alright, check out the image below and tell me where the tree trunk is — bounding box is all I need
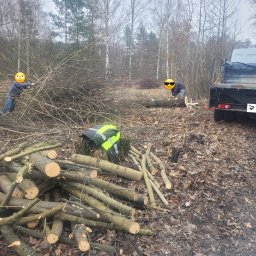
[29,153,60,177]
[70,154,142,181]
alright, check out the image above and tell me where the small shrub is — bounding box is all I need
[138,78,160,89]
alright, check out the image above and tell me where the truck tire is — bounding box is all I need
[214,109,224,122]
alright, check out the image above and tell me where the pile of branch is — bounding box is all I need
[0,141,170,255]
[128,144,171,208]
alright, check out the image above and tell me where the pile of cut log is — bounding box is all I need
[0,141,171,255]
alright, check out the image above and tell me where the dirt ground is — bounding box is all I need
[0,85,255,256]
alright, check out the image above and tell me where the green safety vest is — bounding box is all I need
[81,125,120,162]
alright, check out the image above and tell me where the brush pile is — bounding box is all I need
[0,141,171,255]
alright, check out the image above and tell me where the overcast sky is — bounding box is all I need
[238,1,256,42]
[41,0,256,43]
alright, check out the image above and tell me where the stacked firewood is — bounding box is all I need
[0,141,170,256]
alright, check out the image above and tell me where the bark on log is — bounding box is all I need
[146,155,158,175]
[130,97,185,108]
[46,190,63,244]
[63,186,140,234]
[130,146,142,156]
[0,198,40,226]
[26,214,40,229]
[40,150,57,159]
[0,225,41,256]
[0,142,28,161]
[150,152,172,190]
[4,143,63,162]
[13,225,117,253]
[15,204,65,225]
[149,180,169,206]
[67,182,135,216]
[58,212,152,236]
[60,172,141,203]
[7,174,39,199]
[61,169,97,181]
[29,153,60,177]
[0,180,18,208]
[72,223,90,252]
[0,193,64,211]
[141,154,156,208]
[0,175,24,198]
[56,159,100,171]
[71,154,142,181]
[46,219,63,244]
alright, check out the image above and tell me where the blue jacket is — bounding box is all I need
[172,81,185,96]
[8,81,30,97]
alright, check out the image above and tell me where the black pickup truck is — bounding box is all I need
[209,48,256,122]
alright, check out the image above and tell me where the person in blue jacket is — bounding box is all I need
[164,78,185,100]
[2,72,34,114]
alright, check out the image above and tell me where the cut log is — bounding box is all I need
[63,186,140,234]
[55,159,100,171]
[149,180,169,206]
[130,146,142,155]
[61,169,97,181]
[0,142,28,161]
[47,219,63,244]
[0,175,24,198]
[150,152,172,190]
[72,223,90,252]
[129,97,185,108]
[46,189,63,244]
[0,225,40,256]
[58,212,152,236]
[141,154,156,208]
[0,198,40,226]
[7,174,39,199]
[70,154,142,181]
[146,155,158,175]
[40,150,58,159]
[60,172,139,202]
[29,153,60,177]
[15,204,65,225]
[26,214,39,229]
[14,225,117,253]
[4,143,63,162]
[67,182,136,216]
[0,193,64,211]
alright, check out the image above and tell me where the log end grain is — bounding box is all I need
[46,150,58,160]
[89,170,97,178]
[47,233,59,244]
[4,157,12,162]
[129,222,140,234]
[26,220,39,229]
[78,241,90,252]
[24,187,39,200]
[165,184,172,190]
[45,162,61,177]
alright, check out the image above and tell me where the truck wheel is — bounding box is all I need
[214,109,224,122]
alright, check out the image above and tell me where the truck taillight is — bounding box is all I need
[218,104,231,109]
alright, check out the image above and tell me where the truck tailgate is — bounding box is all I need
[209,84,256,112]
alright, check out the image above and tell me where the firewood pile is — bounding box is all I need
[0,141,171,256]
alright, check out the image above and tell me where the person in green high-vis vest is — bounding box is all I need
[81,125,121,163]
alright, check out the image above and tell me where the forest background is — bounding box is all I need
[1,0,256,99]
